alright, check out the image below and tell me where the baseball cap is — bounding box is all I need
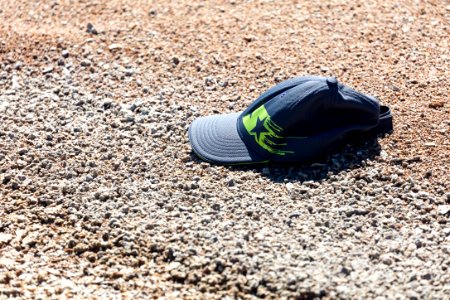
[188,76,392,165]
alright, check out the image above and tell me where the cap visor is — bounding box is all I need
[188,112,266,165]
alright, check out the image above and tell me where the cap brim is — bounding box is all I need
[188,112,267,165]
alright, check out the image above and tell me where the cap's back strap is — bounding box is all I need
[372,105,393,134]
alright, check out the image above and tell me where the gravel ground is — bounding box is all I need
[0,0,449,299]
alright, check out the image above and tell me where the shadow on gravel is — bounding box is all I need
[190,134,384,183]
[241,135,383,183]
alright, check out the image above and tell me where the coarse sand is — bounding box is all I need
[0,0,449,299]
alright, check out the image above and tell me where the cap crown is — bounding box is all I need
[237,76,381,161]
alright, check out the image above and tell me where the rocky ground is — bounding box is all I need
[0,0,449,299]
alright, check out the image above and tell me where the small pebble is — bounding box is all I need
[80,59,92,67]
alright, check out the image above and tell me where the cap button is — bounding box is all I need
[326,77,338,86]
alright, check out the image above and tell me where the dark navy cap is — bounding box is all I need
[189,76,392,165]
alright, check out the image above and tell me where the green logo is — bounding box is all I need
[242,105,294,155]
